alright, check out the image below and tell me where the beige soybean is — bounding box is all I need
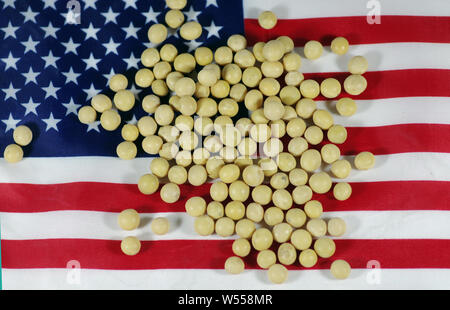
[289,168,308,186]
[331,159,352,179]
[321,144,341,164]
[258,11,277,29]
[263,138,283,158]
[209,182,228,203]
[135,68,154,87]
[150,157,170,178]
[252,228,273,251]
[151,79,169,96]
[270,172,289,190]
[250,108,269,124]
[194,215,215,236]
[282,106,298,121]
[258,158,278,177]
[264,207,284,226]
[276,152,297,172]
[299,249,318,268]
[234,49,255,68]
[263,99,285,121]
[306,218,327,237]
[282,52,302,71]
[286,118,306,138]
[280,86,301,106]
[121,124,139,142]
[159,142,178,160]
[116,141,137,160]
[229,180,250,202]
[137,174,159,195]
[313,109,334,130]
[160,182,180,203]
[176,150,193,167]
[215,217,235,237]
[109,74,128,92]
[165,9,184,28]
[235,219,256,239]
[142,94,160,113]
[232,238,251,257]
[291,229,312,250]
[343,74,367,96]
[227,34,247,51]
[194,117,213,136]
[11,126,32,147]
[328,125,347,144]
[197,98,218,117]
[91,94,112,113]
[188,165,207,186]
[193,148,210,165]
[114,90,135,112]
[160,43,179,62]
[214,46,233,65]
[166,0,187,10]
[272,223,293,243]
[230,83,247,102]
[278,242,297,265]
[238,138,257,157]
[218,98,239,117]
[304,126,323,145]
[314,237,336,258]
[242,67,262,88]
[331,37,349,55]
[246,202,264,223]
[286,208,307,228]
[153,61,171,80]
[154,105,174,126]
[292,185,313,205]
[277,36,294,53]
[194,47,213,66]
[285,71,304,86]
[244,89,263,111]
[252,185,273,205]
[141,48,160,68]
[348,56,368,74]
[225,201,245,220]
[262,40,284,62]
[167,165,188,185]
[158,125,180,142]
[257,250,276,269]
[219,164,240,183]
[121,236,141,256]
[259,78,280,97]
[211,80,230,99]
[242,165,264,187]
[354,151,375,170]
[304,200,323,219]
[252,42,266,62]
[147,23,167,44]
[207,201,224,220]
[151,217,170,235]
[142,135,164,155]
[261,61,283,78]
[309,172,332,194]
[287,137,308,157]
[331,260,351,279]
[137,116,157,136]
[174,53,196,73]
[333,182,352,201]
[118,209,140,230]
[300,79,320,99]
[300,149,321,172]
[268,264,288,284]
[328,217,347,237]
[185,197,207,217]
[304,40,323,60]
[320,78,341,99]
[175,115,194,132]
[272,189,293,210]
[296,98,316,119]
[336,97,357,116]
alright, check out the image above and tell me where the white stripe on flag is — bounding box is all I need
[1,153,450,183]
[243,0,450,18]
[3,268,450,290]
[2,210,450,240]
[297,43,450,73]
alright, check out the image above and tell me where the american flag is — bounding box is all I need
[0,0,449,289]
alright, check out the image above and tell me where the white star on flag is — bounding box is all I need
[87,121,101,132]
[205,20,223,39]
[123,53,140,70]
[83,83,101,100]
[22,67,39,85]
[62,98,81,116]
[102,8,119,24]
[22,7,39,23]
[142,6,159,24]
[62,67,81,84]
[1,52,20,70]
[103,38,121,55]
[185,6,202,21]
[2,21,19,39]
[42,51,59,69]
[123,22,139,39]
[83,53,101,71]
[42,81,60,99]
[2,82,19,100]
[83,23,101,41]
[61,38,80,54]
[22,35,39,54]
[206,0,219,8]
[21,97,40,116]
[41,113,62,131]
[2,113,21,133]
[42,21,58,39]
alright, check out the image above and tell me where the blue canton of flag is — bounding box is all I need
[0,0,244,156]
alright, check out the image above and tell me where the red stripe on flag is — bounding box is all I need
[340,124,450,155]
[302,70,450,100]
[1,181,449,213]
[2,239,450,270]
[244,16,450,45]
